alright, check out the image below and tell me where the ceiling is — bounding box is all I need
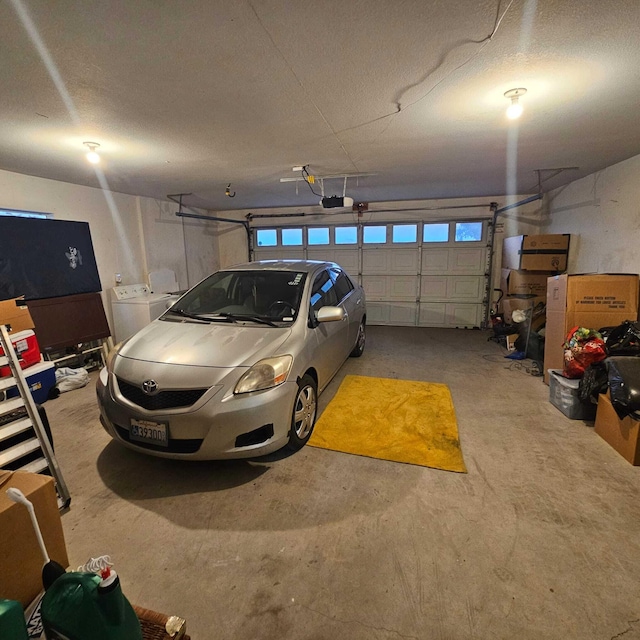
[1,0,639,212]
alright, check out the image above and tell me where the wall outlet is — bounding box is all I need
[115,273,122,284]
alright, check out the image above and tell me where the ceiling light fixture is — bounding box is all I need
[504,88,527,120]
[83,141,101,164]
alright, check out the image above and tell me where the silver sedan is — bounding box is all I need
[96,260,366,459]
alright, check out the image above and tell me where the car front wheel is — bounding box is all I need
[287,374,317,450]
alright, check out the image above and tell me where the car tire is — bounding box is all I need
[349,320,366,357]
[287,374,318,450]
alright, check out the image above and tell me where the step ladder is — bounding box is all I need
[0,324,70,508]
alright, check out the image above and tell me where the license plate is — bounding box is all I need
[130,419,169,447]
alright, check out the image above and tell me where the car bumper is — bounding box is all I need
[96,368,294,460]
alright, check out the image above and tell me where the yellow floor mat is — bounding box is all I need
[309,375,466,472]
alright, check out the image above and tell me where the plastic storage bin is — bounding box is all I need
[6,361,56,404]
[548,369,597,420]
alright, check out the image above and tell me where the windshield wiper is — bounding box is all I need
[169,308,231,323]
[218,313,277,327]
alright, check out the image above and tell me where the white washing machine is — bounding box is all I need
[110,283,180,343]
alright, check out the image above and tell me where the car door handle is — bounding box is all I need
[356,298,362,305]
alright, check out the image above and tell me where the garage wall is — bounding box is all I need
[0,168,218,330]
[542,153,640,274]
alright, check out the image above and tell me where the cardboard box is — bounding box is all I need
[500,269,550,296]
[548,369,596,420]
[594,392,640,465]
[501,296,546,324]
[502,234,570,271]
[0,297,35,334]
[0,471,69,607]
[543,274,639,383]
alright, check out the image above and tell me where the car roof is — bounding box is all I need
[223,260,338,274]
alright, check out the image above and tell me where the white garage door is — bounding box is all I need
[253,219,488,328]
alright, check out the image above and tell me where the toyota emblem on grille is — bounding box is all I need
[141,380,159,395]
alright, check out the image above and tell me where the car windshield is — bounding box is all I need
[166,270,307,324]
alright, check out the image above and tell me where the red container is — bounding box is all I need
[0,329,41,377]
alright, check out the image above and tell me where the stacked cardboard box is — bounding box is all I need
[543,273,639,383]
[499,234,571,325]
[0,471,69,607]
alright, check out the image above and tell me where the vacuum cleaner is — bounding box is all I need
[6,487,142,640]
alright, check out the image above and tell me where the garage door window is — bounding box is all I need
[363,226,387,244]
[392,224,417,243]
[455,222,483,242]
[308,227,330,245]
[423,223,449,243]
[282,228,303,246]
[256,229,277,247]
[335,226,358,244]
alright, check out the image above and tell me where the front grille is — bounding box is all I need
[116,378,207,411]
[114,425,203,454]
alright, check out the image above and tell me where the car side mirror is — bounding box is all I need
[317,306,344,323]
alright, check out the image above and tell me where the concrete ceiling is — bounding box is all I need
[1,0,639,211]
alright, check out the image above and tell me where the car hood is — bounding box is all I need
[117,318,292,368]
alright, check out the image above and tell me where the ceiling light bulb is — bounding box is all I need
[83,141,101,164]
[504,88,527,120]
[506,100,523,119]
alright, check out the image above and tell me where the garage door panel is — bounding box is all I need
[363,276,417,301]
[420,276,448,299]
[447,276,483,300]
[418,303,448,326]
[331,250,359,273]
[254,249,301,261]
[362,249,388,274]
[389,250,418,274]
[449,248,486,274]
[366,302,390,325]
[421,250,450,274]
[419,302,483,327]
[368,302,416,325]
[307,248,336,262]
[448,303,483,327]
[362,276,388,300]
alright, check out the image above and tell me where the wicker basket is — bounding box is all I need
[134,605,190,640]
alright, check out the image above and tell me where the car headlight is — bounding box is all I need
[234,355,293,394]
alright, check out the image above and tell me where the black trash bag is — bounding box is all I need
[579,361,608,404]
[603,321,640,356]
[606,356,640,420]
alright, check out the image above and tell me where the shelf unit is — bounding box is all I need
[0,324,70,508]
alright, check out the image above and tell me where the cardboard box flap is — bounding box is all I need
[0,296,35,333]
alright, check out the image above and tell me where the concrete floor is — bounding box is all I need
[45,326,640,639]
